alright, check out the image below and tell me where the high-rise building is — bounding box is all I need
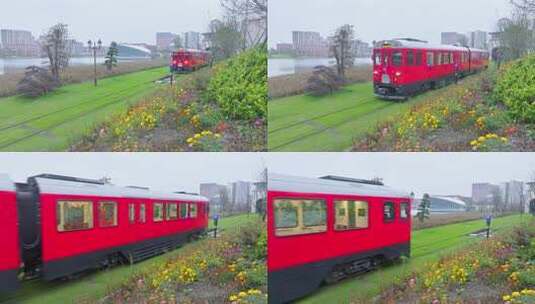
[230,181,251,212]
[292,31,329,57]
[184,31,201,50]
[0,29,40,57]
[469,30,488,50]
[200,183,228,215]
[156,32,176,50]
[500,180,525,210]
[441,32,468,46]
[472,183,500,204]
[351,39,372,58]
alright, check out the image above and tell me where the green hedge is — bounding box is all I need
[494,55,535,123]
[207,47,267,120]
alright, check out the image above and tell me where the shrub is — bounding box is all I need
[305,65,344,96]
[494,55,535,123]
[16,65,60,97]
[207,46,267,120]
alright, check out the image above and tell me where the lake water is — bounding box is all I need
[0,57,147,75]
[269,57,372,78]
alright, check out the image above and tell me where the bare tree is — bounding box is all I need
[330,24,355,79]
[42,23,71,80]
[220,0,267,49]
[496,8,534,60]
[511,0,535,13]
[208,17,243,59]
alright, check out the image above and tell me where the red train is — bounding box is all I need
[170,49,212,73]
[373,38,489,100]
[0,174,209,293]
[267,174,412,304]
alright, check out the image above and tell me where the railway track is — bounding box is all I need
[0,72,173,151]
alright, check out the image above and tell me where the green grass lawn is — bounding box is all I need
[0,67,169,152]
[0,213,260,304]
[298,214,532,304]
[268,82,434,152]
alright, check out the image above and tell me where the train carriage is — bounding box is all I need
[373,38,489,100]
[268,174,412,304]
[170,49,211,73]
[0,174,209,291]
[0,174,20,292]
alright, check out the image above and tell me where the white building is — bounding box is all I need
[469,30,488,50]
[184,31,201,50]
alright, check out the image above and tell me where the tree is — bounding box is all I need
[42,23,71,80]
[416,193,431,223]
[220,0,267,48]
[104,42,119,72]
[305,65,344,96]
[330,24,355,79]
[511,0,535,13]
[496,11,534,60]
[210,17,243,59]
[491,187,504,213]
[16,66,60,97]
[173,36,183,49]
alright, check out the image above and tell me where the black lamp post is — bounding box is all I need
[87,39,102,87]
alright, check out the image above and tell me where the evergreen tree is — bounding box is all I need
[104,42,119,72]
[416,193,431,223]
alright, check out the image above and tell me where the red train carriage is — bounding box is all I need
[0,174,20,292]
[170,49,211,73]
[267,174,412,304]
[0,174,209,292]
[373,38,489,100]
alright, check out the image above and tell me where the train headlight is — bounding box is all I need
[395,72,402,77]
[373,70,379,75]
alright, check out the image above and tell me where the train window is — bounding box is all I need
[190,203,198,218]
[98,202,118,228]
[180,203,189,219]
[384,202,395,221]
[374,52,380,65]
[129,203,135,224]
[274,199,327,237]
[166,203,178,220]
[140,204,146,223]
[392,51,402,66]
[426,52,434,66]
[57,201,94,232]
[153,203,164,222]
[407,51,414,66]
[416,51,422,66]
[334,200,369,231]
[434,52,439,66]
[400,203,410,219]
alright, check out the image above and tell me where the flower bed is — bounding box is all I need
[101,220,267,304]
[71,63,266,152]
[374,220,535,304]
[354,68,534,152]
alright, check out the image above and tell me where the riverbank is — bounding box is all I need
[0,58,167,97]
[268,65,372,99]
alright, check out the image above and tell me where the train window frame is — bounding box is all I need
[128,203,135,224]
[179,203,189,219]
[392,51,402,66]
[190,203,198,218]
[166,203,178,221]
[273,198,328,237]
[334,200,369,231]
[383,202,395,222]
[373,52,381,66]
[153,202,164,222]
[400,202,410,219]
[56,200,94,232]
[98,201,118,228]
[139,203,146,223]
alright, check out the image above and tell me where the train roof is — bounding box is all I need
[30,174,208,202]
[269,173,410,199]
[0,173,15,192]
[374,38,488,53]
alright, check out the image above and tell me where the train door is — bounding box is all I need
[0,175,20,292]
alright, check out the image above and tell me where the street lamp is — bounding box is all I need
[88,39,102,87]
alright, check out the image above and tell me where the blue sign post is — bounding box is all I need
[485,215,492,239]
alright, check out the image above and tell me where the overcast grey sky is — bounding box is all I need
[269,0,512,47]
[265,153,535,197]
[0,0,222,44]
[0,153,265,193]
